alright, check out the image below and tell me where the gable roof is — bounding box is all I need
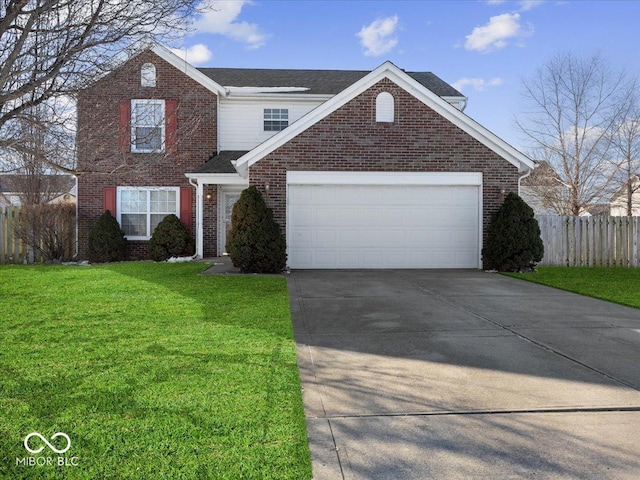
[149,43,226,95]
[198,68,463,97]
[233,61,534,176]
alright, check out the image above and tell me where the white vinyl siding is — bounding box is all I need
[218,98,324,150]
[117,187,179,240]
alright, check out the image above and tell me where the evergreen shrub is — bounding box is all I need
[87,210,128,263]
[148,214,194,261]
[482,192,544,271]
[226,186,287,273]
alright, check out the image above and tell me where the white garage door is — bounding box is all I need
[287,172,482,269]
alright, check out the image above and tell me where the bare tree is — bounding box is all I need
[610,94,640,216]
[2,100,74,201]
[517,52,634,215]
[0,0,205,173]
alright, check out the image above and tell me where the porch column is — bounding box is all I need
[191,179,204,259]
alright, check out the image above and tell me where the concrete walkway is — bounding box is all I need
[287,270,640,479]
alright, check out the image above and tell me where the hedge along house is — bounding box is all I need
[77,43,534,268]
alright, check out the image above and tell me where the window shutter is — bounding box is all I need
[180,187,192,231]
[166,100,178,153]
[103,187,116,215]
[118,100,130,151]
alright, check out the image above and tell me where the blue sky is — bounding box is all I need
[168,0,640,151]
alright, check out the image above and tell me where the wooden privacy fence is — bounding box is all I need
[536,215,640,267]
[1,205,76,264]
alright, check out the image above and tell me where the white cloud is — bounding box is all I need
[357,15,399,57]
[194,1,266,49]
[452,77,503,92]
[519,0,544,10]
[170,44,213,65]
[486,0,507,4]
[464,13,532,53]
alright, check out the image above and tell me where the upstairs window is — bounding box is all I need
[264,108,289,131]
[141,63,156,87]
[376,92,394,123]
[131,99,165,153]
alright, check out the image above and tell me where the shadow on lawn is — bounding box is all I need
[102,261,294,337]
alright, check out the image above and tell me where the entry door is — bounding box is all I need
[219,188,243,255]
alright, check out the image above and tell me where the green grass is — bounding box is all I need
[0,262,311,479]
[506,266,640,309]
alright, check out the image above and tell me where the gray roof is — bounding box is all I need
[197,68,463,97]
[194,151,249,174]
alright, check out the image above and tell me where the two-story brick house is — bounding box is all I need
[77,43,533,268]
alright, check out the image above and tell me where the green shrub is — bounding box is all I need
[482,192,544,271]
[226,186,287,273]
[87,210,128,263]
[148,214,194,261]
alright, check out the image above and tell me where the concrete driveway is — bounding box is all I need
[287,270,640,479]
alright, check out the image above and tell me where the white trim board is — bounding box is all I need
[286,171,482,186]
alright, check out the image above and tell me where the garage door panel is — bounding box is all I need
[360,229,384,247]
[315,229,337,245]
[287,182,480,269]
[337,208,359,225]
[359,187,384,203]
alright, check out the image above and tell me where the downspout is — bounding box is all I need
[73,174,78,260]
[518,169,532,196]
[189,177,204,259]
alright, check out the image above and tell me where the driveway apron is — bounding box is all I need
[287,270,640,479]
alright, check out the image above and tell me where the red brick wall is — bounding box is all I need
[76,50,217,260]
[203,185,218,257]
[249,78,520,254]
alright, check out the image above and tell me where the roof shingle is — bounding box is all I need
[197,68,463,97]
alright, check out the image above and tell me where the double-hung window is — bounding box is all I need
[118,187,179,239]
[263,108,289,131]
[131,100,165,153]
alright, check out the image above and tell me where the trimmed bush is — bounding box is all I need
[148,214,194,261]
[87,210,128,263]
[226,186,287,273]
[483,192,544,271]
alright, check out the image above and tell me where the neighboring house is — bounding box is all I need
[610,175,640,216]
[0,174,76,207]
[76,43,533,269]
[519,160,570,215]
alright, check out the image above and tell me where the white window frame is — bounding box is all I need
[376,92,395,123]
[263,108,289,131]
[116,186,179,240]
[131,99,165,153]
[141,63,157,87]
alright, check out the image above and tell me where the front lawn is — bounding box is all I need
[507,266,640,309]
[0,262,311,479]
